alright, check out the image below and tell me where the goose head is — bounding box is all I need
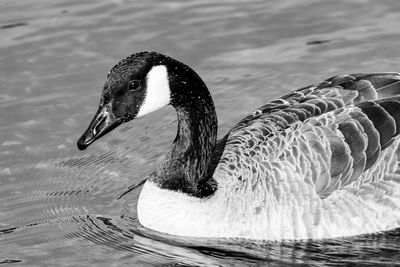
[77,51,213,151]
[77,52,173,150]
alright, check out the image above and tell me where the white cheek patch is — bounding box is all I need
[137,65,171,117]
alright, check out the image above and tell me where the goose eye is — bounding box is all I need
[129,80,140,91]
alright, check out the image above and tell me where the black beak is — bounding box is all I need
[77,104,122,150]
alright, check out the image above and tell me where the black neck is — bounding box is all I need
[150,62,218,197]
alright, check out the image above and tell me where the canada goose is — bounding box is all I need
[78,51,400,240]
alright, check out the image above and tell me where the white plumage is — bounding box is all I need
[137,65,170,117]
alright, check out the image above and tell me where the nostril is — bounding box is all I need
[93,115,107,135]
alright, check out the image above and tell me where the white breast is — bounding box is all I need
[137,137,400,240]
[137,178,400,240]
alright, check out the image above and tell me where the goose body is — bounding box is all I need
[78,52,400,240]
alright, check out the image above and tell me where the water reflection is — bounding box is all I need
[3,208,400,265]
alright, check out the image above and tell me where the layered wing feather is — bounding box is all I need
[217,73,400,198]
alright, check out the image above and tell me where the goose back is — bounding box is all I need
[214,73,400,199]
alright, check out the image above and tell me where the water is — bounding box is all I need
[1,0,400,265]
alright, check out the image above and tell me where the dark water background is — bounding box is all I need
[2,0,400,265]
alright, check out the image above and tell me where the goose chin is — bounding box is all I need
[77,104,123,150]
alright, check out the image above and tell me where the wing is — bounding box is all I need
[292,99,400,197]
[215,73,400,198]
[233,72,400,131]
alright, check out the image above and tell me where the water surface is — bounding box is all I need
[2,0,400,265]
